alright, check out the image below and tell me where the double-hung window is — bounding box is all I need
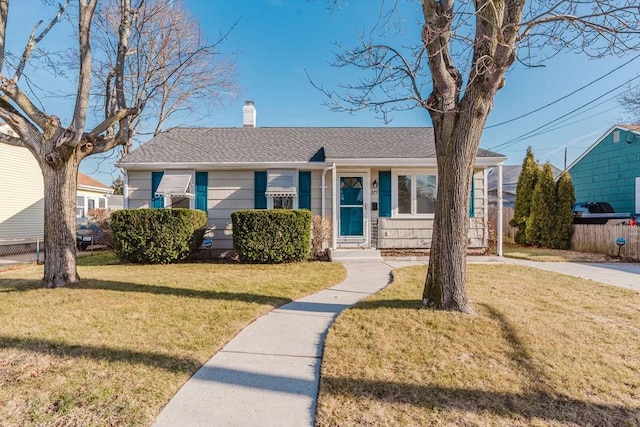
[393,171,437,217]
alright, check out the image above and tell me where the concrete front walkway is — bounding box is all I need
[152,262,393,427]
[152,256,639,426]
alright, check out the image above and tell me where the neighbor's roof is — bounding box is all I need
[487,163,562,194]
[567,124,640,171]
[78,173,111,191]
[119,127,505,167]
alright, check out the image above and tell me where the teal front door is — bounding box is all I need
[339,176,364,236]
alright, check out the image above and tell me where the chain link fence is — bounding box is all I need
[0,238,45,265]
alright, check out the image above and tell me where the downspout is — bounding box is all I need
[321,163,336,219]
[497,164,503,257]
[122,168,128,210]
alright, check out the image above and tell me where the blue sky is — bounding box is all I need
[5,1,640,185]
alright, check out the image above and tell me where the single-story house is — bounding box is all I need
[487,163,562,209]
[119,103,507,253]
[567,124,640,215]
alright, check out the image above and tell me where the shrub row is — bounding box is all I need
[232,209,311,263]
[110,209,207,264]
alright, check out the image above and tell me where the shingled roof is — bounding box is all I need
[120,127,503,165]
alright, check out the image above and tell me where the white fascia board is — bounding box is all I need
[78,184,114,195]
[117,161,327,171]
[326,157,507,168]
[326,158,438,167]
[473,157,507,167]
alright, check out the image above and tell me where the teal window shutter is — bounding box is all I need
[254,171,267,209]
[195,172,208,212]
[298,171,311,210]
[151,171,164,208]
[469,175,475,218]
[379,171,391,217]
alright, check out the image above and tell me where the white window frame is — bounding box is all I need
[392,169,437,218]
[76,195,85,218]
[266,169,298,210]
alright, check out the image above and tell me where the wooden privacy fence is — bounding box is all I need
[489,206,516,243]
[571,224,640,260]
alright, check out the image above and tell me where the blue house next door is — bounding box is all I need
[340,176,364,237]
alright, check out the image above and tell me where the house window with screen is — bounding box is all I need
[394,171,437,216]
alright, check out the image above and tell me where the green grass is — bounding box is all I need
[316,264,640,426]
[0,253,346,426]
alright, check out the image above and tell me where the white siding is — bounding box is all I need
[127,170,153,209]
[310,170,332,218]
[0,145,44,240]
[206,171,254,249]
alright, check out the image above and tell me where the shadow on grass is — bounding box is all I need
[0,334,200,373]
[321,377,640,425]
[0,278,293,307]
[478,302,553,393]
[354,299,423,310]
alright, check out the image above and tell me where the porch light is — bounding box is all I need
[372,179,378,189]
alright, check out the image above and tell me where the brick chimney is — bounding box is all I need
[242,101,256,127]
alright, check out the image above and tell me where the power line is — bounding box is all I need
[485,53,640,129]
[489,74,640,151]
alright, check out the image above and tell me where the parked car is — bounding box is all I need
[572,202,631,225]
[76,218,105,250]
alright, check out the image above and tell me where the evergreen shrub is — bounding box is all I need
[232,209,312,263]
[111,208,207,264]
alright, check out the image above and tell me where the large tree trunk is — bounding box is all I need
[423,106,486,313]
[42,157,80,288]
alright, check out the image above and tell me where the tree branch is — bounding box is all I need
[13,0,70,82]
[0,73,52,130]
[70,0,97,147]
[87,106,139,139]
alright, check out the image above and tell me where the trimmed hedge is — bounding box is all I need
[111,208,207,264]
[232,209,312,263]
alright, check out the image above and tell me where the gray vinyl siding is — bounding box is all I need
[205,171,254,249]
[127,170,154,209]
[0,145,44,240]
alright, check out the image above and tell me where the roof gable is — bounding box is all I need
[567,124,640,172]
[78,173,111,191]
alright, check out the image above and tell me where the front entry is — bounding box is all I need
[339,176,365,239]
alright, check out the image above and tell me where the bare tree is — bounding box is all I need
[0,0,140,288]
[620,84,640,123]
[92,0,238,155]
[318,1,640,312]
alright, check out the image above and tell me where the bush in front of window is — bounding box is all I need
[111,208,207,264]
[232,210,312,263]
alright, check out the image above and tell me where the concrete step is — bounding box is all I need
[329,248,383,263]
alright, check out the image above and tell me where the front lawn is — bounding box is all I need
[316,264,640,426]
[0,253,345,426]
[502,242,619,262]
